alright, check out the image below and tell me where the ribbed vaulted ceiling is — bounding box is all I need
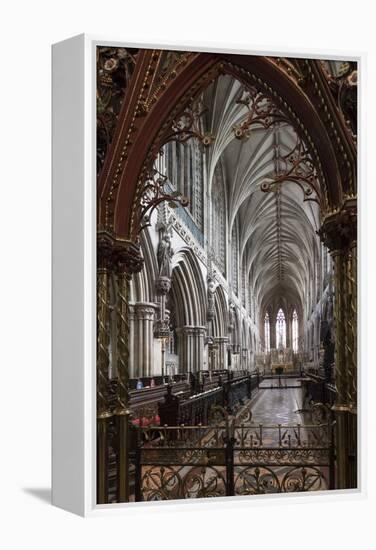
[203,75,321,318]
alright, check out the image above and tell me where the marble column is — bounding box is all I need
[214,336,229,370]
[176,326,206,373]
[133,302,156,378]
[193,327,206,372]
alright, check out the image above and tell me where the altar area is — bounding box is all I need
[270,347,294,374]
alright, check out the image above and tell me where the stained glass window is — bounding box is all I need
[276,308,286,348]
[292,309,299,353]
[193,142,203,231]
[264,312,270,353]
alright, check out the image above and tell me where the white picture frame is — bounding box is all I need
[52,34,365,517]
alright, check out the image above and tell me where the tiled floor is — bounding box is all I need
[250,379,306,425]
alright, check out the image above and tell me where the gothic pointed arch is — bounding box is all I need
[212,284,227,338]
[170,247,207,327]
[211,161,227,276]
[129,228,158,303]
[95,47,358,499]
[98,51,355,239]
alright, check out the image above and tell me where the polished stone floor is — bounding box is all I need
[250,378,306,425]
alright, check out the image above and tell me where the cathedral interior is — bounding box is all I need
[96,47,357,504]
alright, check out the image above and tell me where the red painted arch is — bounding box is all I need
[99,52,343,238]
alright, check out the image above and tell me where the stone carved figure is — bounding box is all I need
[228,301,236,332]
[157,227,174,279]
[207,276,216,321]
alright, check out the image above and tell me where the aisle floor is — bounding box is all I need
[250,379,306,425]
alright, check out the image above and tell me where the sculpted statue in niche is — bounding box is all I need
[157,224,174,279]
[228,301,236,332]
[207,276,217,321]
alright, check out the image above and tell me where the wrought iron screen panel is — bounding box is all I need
[134,422,334,501]
[137,448,228,500]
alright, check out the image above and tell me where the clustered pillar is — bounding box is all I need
[132,303,155,377]
[215,336,229,370]
[318,199,357,489]
[176,326,205,373]
[96,231,144,504]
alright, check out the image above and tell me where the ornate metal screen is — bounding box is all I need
[134,418,334,501]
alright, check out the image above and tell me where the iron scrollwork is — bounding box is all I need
[260,134,323,209]
[140,465,227,501]
[232,86,289,139]
[134,419,333,500]
[164,100,215,146]
[234,465,326,495]
[136,168,189,234]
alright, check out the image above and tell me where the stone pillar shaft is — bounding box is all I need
[134,303,155,377]
[215,336,229,370]
[177,326,205,373]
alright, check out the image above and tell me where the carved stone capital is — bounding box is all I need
[176,326,195,337]
[317,198,357,253]
[97,230,144,274]
[215,336,230,344]
[193,326,206,336]
[134,302,155,321]
[97,230,115,270]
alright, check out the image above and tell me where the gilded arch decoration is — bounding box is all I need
[98,51,356,241]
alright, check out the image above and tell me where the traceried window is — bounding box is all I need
[211,163,226,276]
[192,141,203,231]
[276,308,286,348]
[165,141,181,189]
[184,143,191,203]
[164,140,204,234]
[156,147,167,176]
[166,142,173,183]
[292,309,299,353]
[264,312,270,353]
[176,142,182,189]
